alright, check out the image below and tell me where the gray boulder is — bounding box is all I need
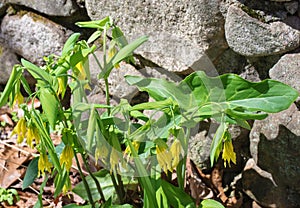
[0,38,19,84]
[0,12,71,65]
[6,0,78,16]
[269,53,300,92]
[225,5,300,57]
[85,0,228,73]
[249,104,300,207]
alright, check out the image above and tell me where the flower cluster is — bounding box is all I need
[10,117,40,148]
[156,139,183,174]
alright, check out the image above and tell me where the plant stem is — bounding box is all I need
[110,172,125,203]
[82,152,106,202]
[105,78,111,115]
[74,151,95,207]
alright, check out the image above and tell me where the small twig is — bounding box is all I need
[0,140,39,157]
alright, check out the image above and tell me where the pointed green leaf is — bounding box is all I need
[100,36,148,79]
[62,33,81,56]
[22,157,38,190]
[210,121,226,166]
[0,65,22,107]
[161,180,195,208]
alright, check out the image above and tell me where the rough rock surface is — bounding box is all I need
[0,12,71,65]
[89,51,142,100]
[6,0,78,16]
[249,104,300,207]
[85,0,228,73]
[269,53,300,92]
[0,38,19,84]
[225,5,300,57]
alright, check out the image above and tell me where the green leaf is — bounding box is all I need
[125,75,191,108]
[0,65,22,108]
[199,199,225,208]
[100,35,148,79]
[21,59,52,86]
[87,31,102,44]
[39,88,59,129]
[62,33,81,56]
[76,16,113,29]
[161,180,195,208]
[73,170,137,202]
[210,121,226,166]
[184,71,299,113]
[22,157,39,189]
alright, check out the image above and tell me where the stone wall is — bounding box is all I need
[0,0,300,207]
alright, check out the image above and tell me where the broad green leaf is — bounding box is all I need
[62,33,81,56]
[183,71,299,113]
[199,199,225,208]
[22,157,38,189]
[161,180,195,208]
[39,88,59,129]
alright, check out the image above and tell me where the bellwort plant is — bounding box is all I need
[0,16,298,208]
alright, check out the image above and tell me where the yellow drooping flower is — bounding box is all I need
[222,138,236,167]
[156,145,172,174]
[10,117,27,144]
[60,145,74,171]
[110,148,119,173]
[124,140,140,158]
[57,77,66,97]
[38,153,53,176]
[13,91,24,106]
[95,144,109,165]
[26,126,40,148]
[170,139,183,169]
[75,61,91,90]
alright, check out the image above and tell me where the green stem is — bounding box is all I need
[74,151,95,207]
[110,172,125,203]
[116,173,126,203]
[105,78,111,115]
[81,152,106,203]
